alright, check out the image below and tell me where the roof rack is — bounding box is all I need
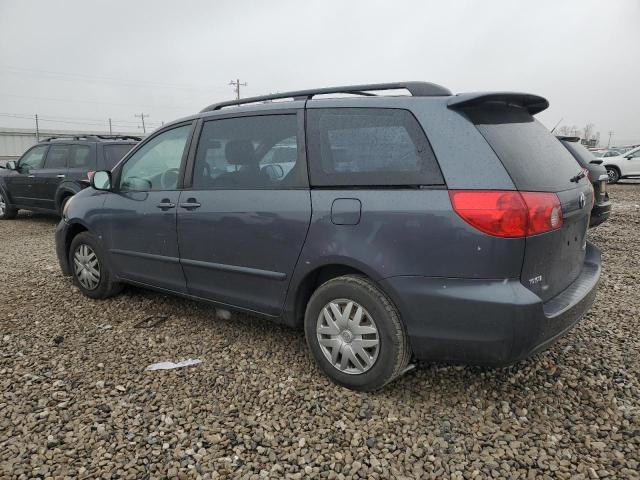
[201,81,452,112]
[40,134,142,142]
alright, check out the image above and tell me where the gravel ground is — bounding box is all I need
[1,183,639,480]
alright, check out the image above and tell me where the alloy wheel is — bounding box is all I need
[0,192,5,216]
[73,244,101,290]
[316,299,380,375]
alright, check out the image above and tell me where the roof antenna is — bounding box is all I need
[550,117,563,133]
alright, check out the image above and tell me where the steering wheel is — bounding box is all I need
[160,168,180,189]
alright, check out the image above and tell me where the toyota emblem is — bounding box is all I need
[578,192,586,209]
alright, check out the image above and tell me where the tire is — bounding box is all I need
[69,231,122,299]
[0,189,18,220]
[606,166,620,184]
[58,195,72,216]
[304,275,411,391]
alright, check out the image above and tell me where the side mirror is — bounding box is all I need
[91,170,112,191]
[5,161,16,170]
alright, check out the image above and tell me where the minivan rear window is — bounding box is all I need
[307,108,443,187]
[468,105,581,192]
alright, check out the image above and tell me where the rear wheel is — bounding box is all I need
[69,232,122,299]
[606,166,620,184]
[304,275,410,391]
[0,190,17,220]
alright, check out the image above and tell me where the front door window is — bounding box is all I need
[120,125,191,191]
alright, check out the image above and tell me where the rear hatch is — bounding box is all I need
[464,103,593,302]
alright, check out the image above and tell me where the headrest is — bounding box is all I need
[225,139,256,166]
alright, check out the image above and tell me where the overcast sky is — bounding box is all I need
[1,0,638,145]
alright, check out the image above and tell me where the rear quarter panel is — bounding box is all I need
[291,189,525,281]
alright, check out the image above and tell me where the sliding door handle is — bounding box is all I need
[179,199,201,210]
[156,201,176,210]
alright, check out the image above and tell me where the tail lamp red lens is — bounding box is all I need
[449,190,563,238]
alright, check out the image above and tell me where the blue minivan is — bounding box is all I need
[55,82,601,391]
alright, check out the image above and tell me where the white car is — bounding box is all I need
[602,146,640,183]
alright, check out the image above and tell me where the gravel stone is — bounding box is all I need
[0,183,639,479]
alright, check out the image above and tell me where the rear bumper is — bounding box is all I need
[55,220,72,276]
[380,242,601,366]
[590,199,611,227]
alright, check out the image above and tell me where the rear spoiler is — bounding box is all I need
[447,92,549,115]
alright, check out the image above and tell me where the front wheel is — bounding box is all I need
[69,232,122,299]
[304,275,411,391]
[606,166,620,184]
[0,190,17,220]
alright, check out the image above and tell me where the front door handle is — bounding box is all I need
[179,199,201,210]
[57,174,66,179]
[157,201,176,210]
[28,175,35,178]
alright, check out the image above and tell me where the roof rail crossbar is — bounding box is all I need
[201,81,452,112]
[40,134,141,142]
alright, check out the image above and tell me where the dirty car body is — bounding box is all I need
[56,82,601,390]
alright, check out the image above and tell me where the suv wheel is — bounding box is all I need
[606,166,620,184]
[304,275,411,391]
[69,232,122,299]
[59,195,72,216]
[0,190,17,220]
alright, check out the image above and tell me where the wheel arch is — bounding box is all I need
[55,184,82,212]
[287,263,377,328]
[63,221,90,259]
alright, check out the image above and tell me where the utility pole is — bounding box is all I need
[109,118,113,135]
[34,114,40,142]
[135,113,149,133]
[607,131,614,148]
[229,78,247,100]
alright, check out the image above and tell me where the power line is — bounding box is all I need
[0,112,162,130]
[0,65,227,92]
[0,92,190,110]
[229,78,247,100]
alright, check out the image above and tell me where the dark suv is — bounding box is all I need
[0,135,139,219]
[55,82,601,391]
[556,136,611,227]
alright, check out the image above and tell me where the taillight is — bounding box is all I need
[449,190,563,238]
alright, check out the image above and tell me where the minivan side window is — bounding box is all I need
[119,125,191,192]
[45,145,71,169]
[192,114,302,189]
[306,108,443,187]
[19,145,48,170]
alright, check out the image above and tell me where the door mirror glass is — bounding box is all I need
[91,170,112,191]
[5,160,16,170]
